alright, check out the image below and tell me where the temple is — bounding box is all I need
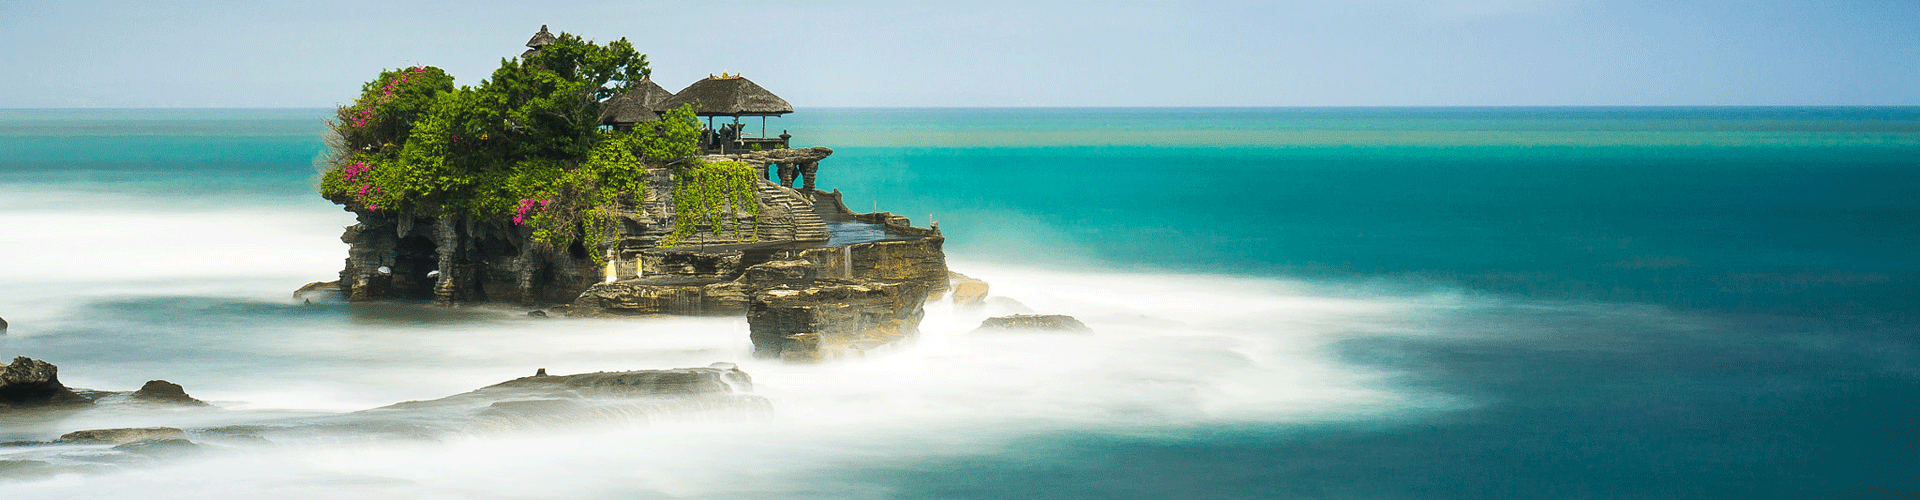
[323,27,950,362]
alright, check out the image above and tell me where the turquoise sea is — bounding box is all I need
[1,107,1917,498]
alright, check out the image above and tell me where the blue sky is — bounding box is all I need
[3,0,1916,107]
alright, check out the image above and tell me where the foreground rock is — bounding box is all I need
[974,314,1093,333]
[295,363,769,437]
[0,364,768,480]
[0,356,89,409]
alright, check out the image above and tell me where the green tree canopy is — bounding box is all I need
[319,31,706,259]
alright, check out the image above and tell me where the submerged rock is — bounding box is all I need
[974,314,1092,333]
[130,380,209,406]
[349,362,767,435]
[111,438,200,456]
[58,427,186,444]
[0,356,89,409]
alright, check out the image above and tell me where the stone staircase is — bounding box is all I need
[755,180,829,243]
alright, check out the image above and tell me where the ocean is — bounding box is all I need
[1,107,1916,498]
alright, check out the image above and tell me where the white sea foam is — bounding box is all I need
[0,194,1475,498]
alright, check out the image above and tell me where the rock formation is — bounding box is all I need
[974,314,1093,333]
[569,209,949,360]
[130,380,209,406]
[0,356,88,409]
[330,154,843,306]
[322,146,952,362]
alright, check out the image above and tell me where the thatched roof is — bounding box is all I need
[598,79,674,125]
[599,93,660,125]
[526,25,555,48]
[658,75,793,117]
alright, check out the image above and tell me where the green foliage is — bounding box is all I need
[318,31,720,261]
[662,160,761,247]
[515,129,656,263]
[633,105,703,163]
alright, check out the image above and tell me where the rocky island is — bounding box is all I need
[309,26,949,361]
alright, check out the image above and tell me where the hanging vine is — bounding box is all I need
[663,160,760,247]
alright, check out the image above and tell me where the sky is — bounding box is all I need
[2,0,1917,107]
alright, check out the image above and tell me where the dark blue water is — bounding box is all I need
[2,107,1916,498]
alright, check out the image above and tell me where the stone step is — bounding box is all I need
[754,181,828,242]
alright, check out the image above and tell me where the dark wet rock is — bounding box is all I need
[131,380,209,406]
[112,438,200,456]
[949,272,989,306]
[527,310,548,318]
[535,368,548,376]
[59,427,186,444]
[1,356,89,409]
[0,315,8,332]
[974,314,1093,333]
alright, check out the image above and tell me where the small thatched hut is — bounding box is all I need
[598,78,675,129]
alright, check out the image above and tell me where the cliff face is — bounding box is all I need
[335,165,833,305]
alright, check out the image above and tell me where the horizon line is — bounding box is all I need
[6,104,1920,111]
